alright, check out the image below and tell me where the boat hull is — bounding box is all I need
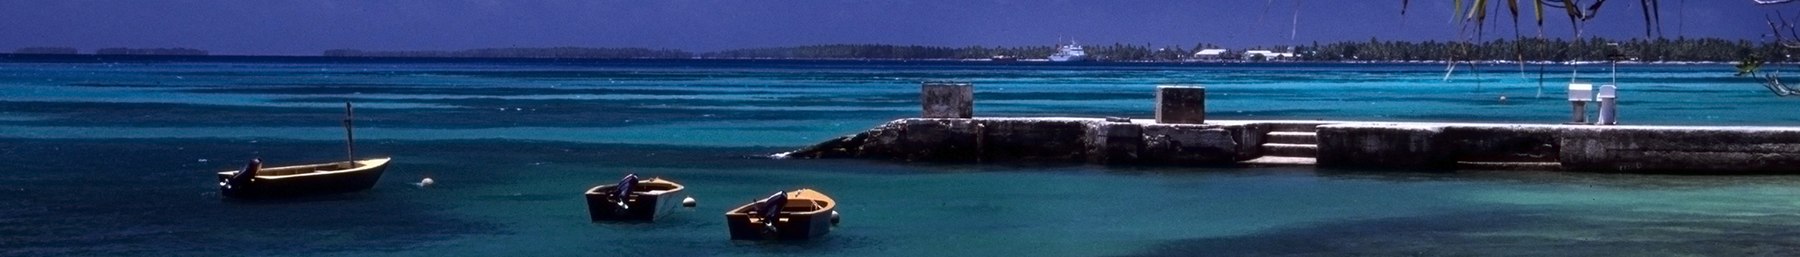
[216,158,390,199]
[725,210,832,240]
[724,189,836,240]
[585,179,688,222]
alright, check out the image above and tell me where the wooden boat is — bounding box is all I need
[585,174,689,222]
[215,102,390,199]
[725,189,837,240]
[216,157,391,199]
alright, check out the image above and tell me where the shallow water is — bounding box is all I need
[3,57,1800,256]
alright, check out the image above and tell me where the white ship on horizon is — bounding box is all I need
[1048,41,1087,62]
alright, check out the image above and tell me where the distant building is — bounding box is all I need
[1242,50,1296,61]
[1191,49,1229,60]
[13,47,78,55]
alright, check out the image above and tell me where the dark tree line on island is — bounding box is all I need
[13,47,78,55]
[318,38,1790,62]
[321,47,690,59]
[318,44,1210,61]
[1295,37,1788,62]
[94,47,209,56]
[699,43,1211,61]
[11,37,1790,62]
[9,47,209,56]
[699,38,1787,62]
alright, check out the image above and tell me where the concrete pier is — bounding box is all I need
[782,118,1236,165]
[782,118,1800,174]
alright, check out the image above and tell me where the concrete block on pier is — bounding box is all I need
[921,82,974,118]
[1155,85,1206,124]
[1316,124,1455,170]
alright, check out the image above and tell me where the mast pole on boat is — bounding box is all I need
[344,102,355,167]
[1609,43,1620,86]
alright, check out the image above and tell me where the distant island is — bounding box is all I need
[95,47,208,56]
[12,47,77,55]
[696,38,1782,63]
[700,44,1059,60]
[322,47,689,59]
[8,47,208,56]
[7,37,1787,63]
[320,37,1786,63]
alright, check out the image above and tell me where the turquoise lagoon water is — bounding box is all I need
[4,56,1800,256]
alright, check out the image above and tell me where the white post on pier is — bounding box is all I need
[1568,81,1593,124]
[1596,85,1618,125]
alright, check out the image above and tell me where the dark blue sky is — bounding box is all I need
[0,1,1782,55]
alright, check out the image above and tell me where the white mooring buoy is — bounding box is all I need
[682,196,697,207]
[417,177,435,187]
[830,210,840,226]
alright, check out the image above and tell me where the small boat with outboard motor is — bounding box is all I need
[724,189,838,240]
[585,173,690,222]
[217,103,391,199]
[216,157,391,199]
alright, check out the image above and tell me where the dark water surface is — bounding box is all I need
[4,58,1800,256]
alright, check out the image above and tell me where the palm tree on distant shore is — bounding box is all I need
[1405,0,1800,97]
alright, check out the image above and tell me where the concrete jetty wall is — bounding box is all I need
[781,118,1238,165]
[1558,126,1800,173]
[783,118,1800,174]
[1315,122,1800,173]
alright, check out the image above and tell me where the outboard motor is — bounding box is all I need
[757,191,789,235]
[221,159,262,193]
[612,174,640,212]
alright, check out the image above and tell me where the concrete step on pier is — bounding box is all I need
[1241,156,1318,166]
[1260,143,1318,158]
[1265,131,1318,144]
[1267,123,1322,132]
[1257,123,1322,160]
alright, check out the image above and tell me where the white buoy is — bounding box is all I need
[417,177,435,187]
[830,210,840,226]
[682,196,697,207]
